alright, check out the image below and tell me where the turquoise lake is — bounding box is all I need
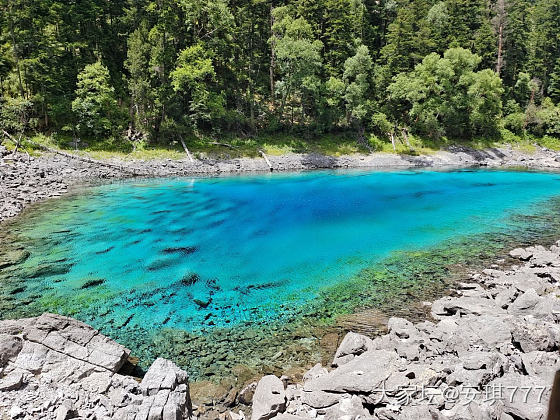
[3,168,560,377]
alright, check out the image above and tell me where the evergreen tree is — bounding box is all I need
[72,62,122,137]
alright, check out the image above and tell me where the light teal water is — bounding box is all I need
[2,168,560,376]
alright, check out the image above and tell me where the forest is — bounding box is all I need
[1,0,560,154]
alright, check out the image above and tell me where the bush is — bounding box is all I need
[502,112,526,135]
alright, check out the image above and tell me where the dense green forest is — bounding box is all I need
[1,0,560,154]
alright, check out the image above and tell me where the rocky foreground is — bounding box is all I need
[1,244,559,419]
[245,243,560,420]
[0,313,191,419]
[3,142,560,223]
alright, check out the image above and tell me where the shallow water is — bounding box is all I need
[3,168,560,377]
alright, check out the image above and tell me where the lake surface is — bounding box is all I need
[3,168,560,377]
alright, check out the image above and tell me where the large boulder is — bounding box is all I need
[511,317,559,352]
[23,312,130,372]
[0,333,23,366]
[0,313,192,420]
[304,350,400,397]
[251,375,286,420]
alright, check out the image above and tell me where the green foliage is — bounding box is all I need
[0,0,560,148]
[343,45,373,124]
[548,58,560,103]
[171,44,225,131]
[71,62,123,137]
[271,7,323,127]
[0,96,34,136]
[388,48,502,138]
[371,112,393,135]
[502,112,526,135]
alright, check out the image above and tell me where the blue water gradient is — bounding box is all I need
[4,168,560,336]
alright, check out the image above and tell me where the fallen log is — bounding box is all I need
[259,149,273,171]
[178,136,195,163]
[2,132,148,176]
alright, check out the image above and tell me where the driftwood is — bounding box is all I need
[389,132,397,152]
[259,149,273,171]
[178,136,195,163]
[2,130,24,158]
[31,142,144,176]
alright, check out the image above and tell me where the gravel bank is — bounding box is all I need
[2,143,560,223]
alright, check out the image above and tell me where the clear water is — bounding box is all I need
[3,168,560,374]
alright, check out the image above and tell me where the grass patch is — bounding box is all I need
[6,130,559,161]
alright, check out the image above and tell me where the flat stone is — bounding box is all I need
[0,371,24,391]
[304,350,400,395]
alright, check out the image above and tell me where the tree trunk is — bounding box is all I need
[496,22,504,75]
[269,4,275,107]
[402,128,412,150]
[494,0,506,76]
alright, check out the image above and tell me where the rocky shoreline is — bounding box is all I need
[243,242,560,420]
[1,242,559,419]
[2,142,560,223]
[0,313,191,419]
[2,144,560,419]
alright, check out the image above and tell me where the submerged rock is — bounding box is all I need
[182,273,201,286]
[162,246,198,256]
[79,277,106,289]
[0,250,30,269]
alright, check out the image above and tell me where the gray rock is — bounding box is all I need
[0,371,24,391]
[431,296,502,318]
[509,248,533,261]
[487,373,550,420]
[324,395,373,420]
[238,381,258,405]
[23,313,130,372]
[305,350,400,395]
[494,288,518,309]
[0,334,23,366]
[332,332,374,367]
[302,364,328,382]
[521,351,560,383]
[387,317,418,339]
[141,357,189,396]
[512,318,558,352]
[252,375,286,420]
[508,288,542,316]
